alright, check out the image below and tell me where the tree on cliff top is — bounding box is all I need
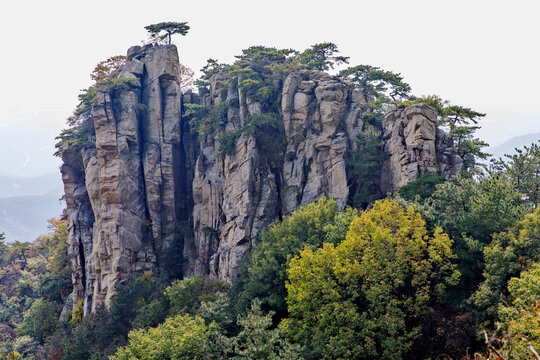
[144,22,190,44]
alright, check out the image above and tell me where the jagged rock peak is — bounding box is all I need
[60,44,462,314]
[61,44,193,314]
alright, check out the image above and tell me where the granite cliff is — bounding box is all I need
[58,44,462,314]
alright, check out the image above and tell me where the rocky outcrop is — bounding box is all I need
[61,44,194,313]
[380,104,462,193]
[280,71,368,213]
[186,70,369,279]
[60,45,462,313]
[186,76,281,279]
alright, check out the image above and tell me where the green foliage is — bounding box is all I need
[90,56,126,83]
[197,43,349,116]
[282,200,459,359]
[62,328,92,360]
[234,197,356,319]
[108,272,167,334]
[495,263,540,359]
[0,295,21,327]
[417,173,526,300]
[423,173,525,246]
[491,140,540,209]
[133,298,169,329]
[0,232,6,255]
[38,219,72,303]
[53,273,168,359]
[0,217,73,358]
[165,276,228,316]
[233,299,303,360]
[54,55,131,156]
[110,314,208,360]
[183,103,210,135]
[54,118,94,156]
[398,172,446,201]
[218,113,285,163]
[473,207,540,321]
[224,46,298,110]
[340,65,412,128]
[185,100,230,137]
[70,300,84,325]
[144,21,190,44]
[199,58,229,82]
[298,42,349,71]
[17,299,61,343]
[346,129,384,208]
[340,65,411,102]
[198,292,234,332]
[218,131,242,155]
[104,76,138,92]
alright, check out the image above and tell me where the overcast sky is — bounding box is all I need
[1,0,539,177]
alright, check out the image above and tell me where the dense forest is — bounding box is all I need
[1,31,539,360]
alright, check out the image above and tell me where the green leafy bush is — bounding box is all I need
[398,172,446,201]
[17,299,61,343]
[234,197,355,319]
[165,276,228,316]
[282,200,459,359]
[110,314,209,360]
[473,207,540,320]
[346,129,384,208]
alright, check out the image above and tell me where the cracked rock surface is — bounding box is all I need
[60,45,461,313]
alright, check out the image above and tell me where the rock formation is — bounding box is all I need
[59,44,461,313]
[186,70,369,279]
[380,104,462,193]
[61,44,193,314]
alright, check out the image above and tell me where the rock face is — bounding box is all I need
[61,44,194,313]
[280,71,368,213]
[59,45,461,313]
[380,104,462,193]
[185,70,369,279]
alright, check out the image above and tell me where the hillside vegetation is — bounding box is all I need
[1,41,539,360]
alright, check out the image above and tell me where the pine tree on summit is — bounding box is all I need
[144,21,190,44]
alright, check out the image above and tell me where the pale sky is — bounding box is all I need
[1,0,539,177]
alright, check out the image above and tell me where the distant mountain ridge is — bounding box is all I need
[0,172,65,242]
[488,132,540,160]
[0,189,65,242]
[0,172,62,197]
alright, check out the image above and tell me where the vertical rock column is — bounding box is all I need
[380,103,463,193]
[87,52,153,310]
[281,71,368,214]
[188,75,280,280]
[61,146,95,315]
[139,45,186,274]
[61,44,189,312]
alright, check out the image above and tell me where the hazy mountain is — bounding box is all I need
[0,172,62,197]
[0,172,65,242]
[0,188,65,242]
[0,124,62,178]
[488,132,540,160]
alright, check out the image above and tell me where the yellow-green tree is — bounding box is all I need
[282,200,460,359]
[235,197,356,318]
[485,263,540,360]
[473,207,540,320]
[110,314,208,360]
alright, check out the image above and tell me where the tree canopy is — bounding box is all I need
[281,200,459,359]
[234,197,355,319]
[144,21,190,44]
